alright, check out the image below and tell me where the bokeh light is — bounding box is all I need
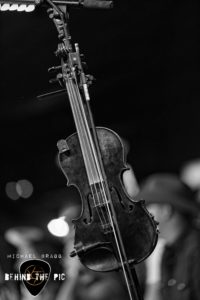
[5,181,19,200]
[47,217,69,237]
[181,159,200,189]
[16,179,33,198]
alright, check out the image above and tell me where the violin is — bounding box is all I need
[45,2,159,299]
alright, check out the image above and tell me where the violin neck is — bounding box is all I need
[65,77,104,185]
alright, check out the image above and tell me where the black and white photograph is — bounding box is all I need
[0,0,200,299]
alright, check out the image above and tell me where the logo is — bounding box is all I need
[20,259,51,296]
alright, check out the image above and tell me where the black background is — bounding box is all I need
[1,0,200,232]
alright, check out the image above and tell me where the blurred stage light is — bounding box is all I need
[9,4,18,10]
[16,179,33,198]
[0,3,35,12]
[181,159,200,190]
[24,4,35,11]
[0,3,9,10]
[47,217,69,237]
[5,181,20,200]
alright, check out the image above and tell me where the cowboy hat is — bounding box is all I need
[135,173,200,217]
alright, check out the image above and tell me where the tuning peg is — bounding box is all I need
[49,73,63,85]
[85,74,95,85]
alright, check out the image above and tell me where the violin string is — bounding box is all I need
[73,96,118,228]
[66,75,107,227]
[70,75,112,227]
[66,80,95,181]
[67,62,114,230]
[69,74,123,231]
[78,100,118,227]
[70,80,109,227]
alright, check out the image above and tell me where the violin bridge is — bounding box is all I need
[102,222,113,234]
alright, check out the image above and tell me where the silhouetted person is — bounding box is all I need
[135,173,200,300]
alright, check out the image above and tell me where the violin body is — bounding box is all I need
[58,127,158,272]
